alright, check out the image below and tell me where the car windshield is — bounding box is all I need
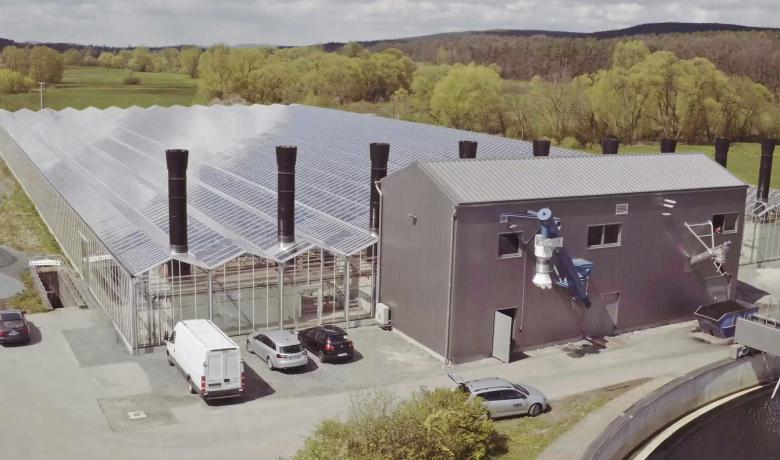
[280,344,303,354]
[0,312,22,322]
[512,384,529,395]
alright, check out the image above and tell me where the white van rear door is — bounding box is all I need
[206,350,241,390]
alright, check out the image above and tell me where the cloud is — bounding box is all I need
[0,0,777,47]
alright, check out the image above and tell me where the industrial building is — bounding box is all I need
[379,155,748,363]
[0,104,581,352]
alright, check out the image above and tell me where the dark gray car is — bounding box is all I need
[449,374,548,418]
[0,309,30,344]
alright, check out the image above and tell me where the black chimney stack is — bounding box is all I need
[714,137,730,167]
[757,138,776,202]
[166,149,189,254]
[601,137,619,155]
[533,139,551,157]
[660,138,677,153]
[370,143,390,234]
[458,140,477,159]
[276,145,297,248]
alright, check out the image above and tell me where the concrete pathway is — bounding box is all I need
[0,306,732,460]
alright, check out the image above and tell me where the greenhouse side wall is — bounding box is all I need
[136,249,376,348]
[0,128,135,350]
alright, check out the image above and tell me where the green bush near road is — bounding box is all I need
[296,388,503,460]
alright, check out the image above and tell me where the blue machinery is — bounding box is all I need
[501,208,593,307]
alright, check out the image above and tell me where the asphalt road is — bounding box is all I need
[0,308,731,460]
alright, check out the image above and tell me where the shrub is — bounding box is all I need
[559,136,582,150]
[123,73,141,85]
[296,389,503,460]
[0,69,34,94]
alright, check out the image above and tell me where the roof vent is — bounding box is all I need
[714,137,730,167]
[601,137,619,155]
[533,139,551,157]
[757,138,775,203]
[615,203,629,215]
[458,140,477,159]
[660,138,677,153]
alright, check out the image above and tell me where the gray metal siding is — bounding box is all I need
[448,187,746,363]
[379,165,455,357]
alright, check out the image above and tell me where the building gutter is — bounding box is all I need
[444,206,457,365]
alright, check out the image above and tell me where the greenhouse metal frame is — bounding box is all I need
[0,104,582,352]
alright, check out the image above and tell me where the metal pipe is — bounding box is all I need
[458,140,477,159]
[369,143,389,235]
[714,137,730,167]
[444,207,458,365]
[660,138,677,153]
[276,146,297,248]
[601,137,619,155]
[757,139,776,202]
[532,139,551,157]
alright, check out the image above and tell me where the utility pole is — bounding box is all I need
[38,82,46,110]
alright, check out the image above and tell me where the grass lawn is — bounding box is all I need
[586,142,778,188]
[0,159,61,312]
[493,380,644,459]
[0,67,199,111]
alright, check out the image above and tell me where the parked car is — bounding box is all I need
[246,329,308,370]
[166,320,245,400]
[0,309,30,345]
[448,374,548,418]
[298,325,354,362]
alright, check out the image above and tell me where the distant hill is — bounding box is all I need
[321,22,780,51]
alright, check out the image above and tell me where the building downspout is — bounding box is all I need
[207,269,214,321]
[444,207,457,366]
[374,181,384,306]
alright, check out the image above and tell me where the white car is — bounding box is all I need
[449,374,549,418]
[166,320,245,400]
[246,330,308,370]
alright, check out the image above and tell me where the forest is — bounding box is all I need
[1,30,779,150]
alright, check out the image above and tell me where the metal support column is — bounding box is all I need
[207,269,214,321]
[130,276,138,354]
[278,262,285,329]
[343,256,350,327]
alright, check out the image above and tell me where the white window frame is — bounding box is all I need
[587,223,623,249]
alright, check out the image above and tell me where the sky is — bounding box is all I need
[1,0,778,47]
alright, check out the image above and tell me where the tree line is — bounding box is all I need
[1,40,778,147]
[368,30,780,93]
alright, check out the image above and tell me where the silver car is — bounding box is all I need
[449,374,549,418]
[246,330,308,370]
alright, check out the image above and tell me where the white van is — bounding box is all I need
[166,320,245,400]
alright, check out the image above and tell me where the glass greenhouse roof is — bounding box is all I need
[0,104,584,275]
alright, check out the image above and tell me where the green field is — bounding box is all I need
[587,142,777,188]
[0,67,199,111]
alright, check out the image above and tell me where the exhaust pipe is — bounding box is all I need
[533,139,551,157]
[369,143,390,235]
[166,148,190,276]
[601,137,619,155]
[660,138,677,153]
[458,141,477,159]
[276,145,297,249]
[757,138,775,203]
[714,138,730,167]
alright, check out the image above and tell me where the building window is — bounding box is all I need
[498,232,523,258]
[712,213,738,234]
[587,224,622,248]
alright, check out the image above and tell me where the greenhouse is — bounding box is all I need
[0,104,581,352]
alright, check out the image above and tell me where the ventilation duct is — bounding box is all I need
[166,149,189,254]
[757,138,776,202]
[601,137,619,155]
[370,143,390,234]
[458,140,477,159]
[660,138,677,153]
[276,145,297,249]
[532,139,551,157]
[714,138,730,167]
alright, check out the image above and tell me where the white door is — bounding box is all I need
[492,310,513,362]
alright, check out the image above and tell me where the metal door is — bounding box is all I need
[492,310,513,362]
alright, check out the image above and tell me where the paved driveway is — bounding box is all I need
[0,307,730,460]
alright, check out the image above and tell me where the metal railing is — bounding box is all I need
[741,186,780,265]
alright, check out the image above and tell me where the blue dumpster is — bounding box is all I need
[694,300,758,339]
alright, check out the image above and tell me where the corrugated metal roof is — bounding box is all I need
[0,104,582,275]
[419,154,746,204]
